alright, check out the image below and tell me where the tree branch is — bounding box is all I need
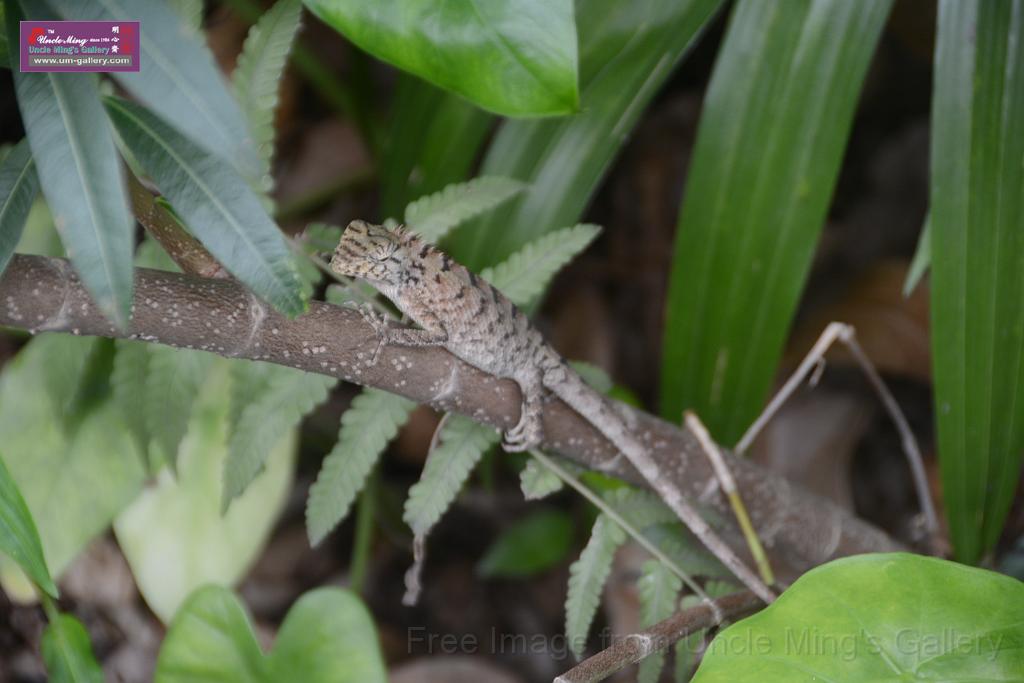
[0,254,903,580]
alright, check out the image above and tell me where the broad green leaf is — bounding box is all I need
[223,366,334,510]
[49,0,260,180]
[104,96,306,316]
[403,415,499,536]
[145,346,215,470]
[155,585,387,683]
[233,0,303,195]
[41,614,104,683]
[14,196,63,258]
[0,335,145,601]
[6,1,134,326]
[111,341,152,459]
[660,0,893,443]
[565,514,625,658]
[903,214,930,296]
[930,0,1024,562]
[404,176,527,244]
[303,0,579,117]
[478,509,573,578]
[0,137,39,275]
[480,223,600,307]
[637,559,681,683]
[693,553,1024,681]
[0,452,57,597]
[306,389,415,545]
[115,363,295,622]
[450,0,724,270]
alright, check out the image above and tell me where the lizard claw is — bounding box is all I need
[502,410,543,453]
[357,303,388,365]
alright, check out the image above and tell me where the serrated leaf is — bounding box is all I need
[0,137,39,275]
[519,458,564,500]
[565,514,626,659]
[637,559,682,683]
[41,614,104,683]
[481,224,600,307]
[111,340,152,460]
[226,360,275,431]
[404,176,526,244]
[168,0,203,31]
[145,346,215,470]
[233,0,302,195]
[6,0,134,326]
[403,415,499,536]
[0,452,57,597]
[223,366,335,509]
[306,389,415,545]
[48,0,260,181]
[604,488,677,531]
[301,223,343,254]
[103,95,306,316]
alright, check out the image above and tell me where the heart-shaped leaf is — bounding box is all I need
[155,585,387,683]
[693,553,1024,682]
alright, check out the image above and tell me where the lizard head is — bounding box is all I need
[330,220,411,287]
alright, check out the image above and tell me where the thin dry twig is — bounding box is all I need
[554,590,762,683]
[735,321,939,541]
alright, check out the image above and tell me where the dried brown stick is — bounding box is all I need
[554,590,762,683]
[0,256,904,580]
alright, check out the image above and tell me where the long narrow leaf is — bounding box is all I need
[306,389,415,545]
[0,452,58,597]
[660,0,893,442]
[49,0,260,180]
[0,138,39,275]
[41,614,104,683]
[104,96,306,315]
[450,0,724,270]
[6,1,134,326]
[930,0,1024,562]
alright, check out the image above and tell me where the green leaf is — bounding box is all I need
[223,366,334,510]
[6,1,134,326]
[41,614,104,683]
[404,176,527,244]
[0,335,145,601]
[156,585,387,683]
[403,415,500,536]
[145,346,215,470]
[519,458,564,500]
[104,96,306,316]
[692,553,1024,681]
[450,0,724,270]
[303,0,579,117]
[478,509,573,578]
[659,0,893,443]
[903,214,930,296]
[0,137,40,275]
[565,514,625,658]
[930,0,1024,563]
[569,360,613,395]
[111,341,152,459]
[233,0,303,195]
[0,452,57,597]
[300,223,343,254]
[169,0,204,31]
[480,223,600,307]
[306,389,415,545]
[115,362,295,622]
[49,0,260,180]
[637,559,681,683]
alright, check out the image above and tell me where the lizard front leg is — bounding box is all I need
[502,370,545,452]
[358,304,448,364]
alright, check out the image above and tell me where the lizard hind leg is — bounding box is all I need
[502,372,545,453]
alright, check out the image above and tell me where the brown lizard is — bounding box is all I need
[330,220,776,603]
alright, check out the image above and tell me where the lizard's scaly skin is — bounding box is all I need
[330,220,775,603]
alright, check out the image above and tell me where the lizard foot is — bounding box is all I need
[502,411,543,453]
[357,303,389,365]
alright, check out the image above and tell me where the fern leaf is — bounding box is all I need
[145,346,215,471]
[306,389,415,545]
[168,0,204,31]
[604,487,677,530]
[111,340,152,458]
[300,223,343,254]
[404,176,526,244]
[233,0,302,194]
[569,360,613,394]
[637,559,682,683]
[565,514,626,659]
[481,224,601,307]
[519,458,563,499]
[404,415,499,536]
[645,524,730,580]
[227,359,275,429]
[223,366,335,509]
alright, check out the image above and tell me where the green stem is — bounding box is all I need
[349,470,377,594]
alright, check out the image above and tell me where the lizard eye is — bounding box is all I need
[371,242,396,262]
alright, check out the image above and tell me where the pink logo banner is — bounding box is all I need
[20,20,140,73]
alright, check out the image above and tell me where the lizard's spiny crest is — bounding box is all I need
[330,220,423,286]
